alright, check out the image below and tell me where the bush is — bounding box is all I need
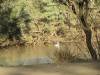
[53,49,77,63]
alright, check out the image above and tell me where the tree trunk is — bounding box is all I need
[62,0,98,60]
[84,28,97,60]
[79,15,97,60]
[78,0,98,60]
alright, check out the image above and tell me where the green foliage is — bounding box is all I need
[95,0,100,6]
[0,0,66,41]
[0,0,99,47]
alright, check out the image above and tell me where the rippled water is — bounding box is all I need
[0,46,56,66]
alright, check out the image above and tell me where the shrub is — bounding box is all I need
[53,49,77,63]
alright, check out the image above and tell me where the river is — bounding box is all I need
[0,46,56,66]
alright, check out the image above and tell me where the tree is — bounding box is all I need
[58,0,98,60]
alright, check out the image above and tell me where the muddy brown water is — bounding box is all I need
[0,46,56,66]
[0,44,93,66]
[0,46,99,75]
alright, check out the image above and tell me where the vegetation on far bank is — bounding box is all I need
[0,0,100,61]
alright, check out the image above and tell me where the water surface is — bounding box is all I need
[0,46,56,66]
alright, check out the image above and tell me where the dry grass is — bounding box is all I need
[53,48,77,63]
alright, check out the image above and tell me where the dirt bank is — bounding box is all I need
[0,63,100,75]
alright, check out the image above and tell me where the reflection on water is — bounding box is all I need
[0,46,56,66]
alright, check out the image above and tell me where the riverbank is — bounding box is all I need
[0,63,100,75]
